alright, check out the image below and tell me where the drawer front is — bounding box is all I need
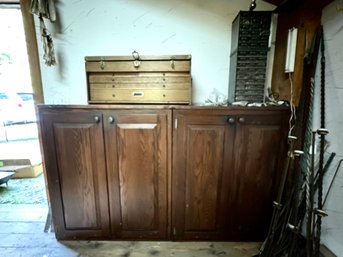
[90,83,191,90]
[88,73,191,84]
[89,88,191,104]
[86,60,191,73]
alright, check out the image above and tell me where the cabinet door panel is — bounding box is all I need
[229,115,285,240]
[118,123,157,230]
[173,111,234,240]
[185,125,225,231]
[39,110,109,239]
[105,110,170,239]
[54,123,100,229]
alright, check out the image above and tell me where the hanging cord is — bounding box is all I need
[288,73,297,136]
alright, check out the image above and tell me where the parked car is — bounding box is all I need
[0,91,36,125]
[16,92,37,123]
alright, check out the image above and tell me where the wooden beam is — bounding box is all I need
[19,0,44,104]
[271,3,323,105]
[262,0,284,6]
[263,0,333,10]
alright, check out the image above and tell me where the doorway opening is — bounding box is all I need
[0,3,46,206]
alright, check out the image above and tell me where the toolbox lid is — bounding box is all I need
[85,54,191,62]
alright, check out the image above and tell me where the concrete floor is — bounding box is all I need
[0,204,261,257]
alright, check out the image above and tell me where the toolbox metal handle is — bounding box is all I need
[132,51,141,68]
[99,60,105,70]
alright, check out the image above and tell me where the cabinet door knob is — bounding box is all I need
[227,117,235,124]
[108,116,115,124]
[238,117,245,123]
[94,116,100,123]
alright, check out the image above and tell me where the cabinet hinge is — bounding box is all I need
[175,118,178,129]
[173,227,177,236]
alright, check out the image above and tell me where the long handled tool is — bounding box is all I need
[287,150,304,257]
[306,131,317,257]
[258,135,297,257]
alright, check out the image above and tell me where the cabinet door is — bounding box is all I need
[228,113,287,240]
[104,110,170,239]
[39,109,110,240]
[172,110,235,240]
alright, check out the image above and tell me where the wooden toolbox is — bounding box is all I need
[85,53,192,104]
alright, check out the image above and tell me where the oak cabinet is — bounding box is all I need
[38,105,288,241]
[39,107,170,240]
[172,109,287,241]
[228,113,287,240]
[39,109,110,239]
[102,110,170,239]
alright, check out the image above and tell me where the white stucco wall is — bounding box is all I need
[317,1,343,255]
[33,1,343,254]
[35,0,275,104]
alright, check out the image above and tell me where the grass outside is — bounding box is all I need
[0,173,47,204]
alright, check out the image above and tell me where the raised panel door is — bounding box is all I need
[172,110,235,240]
[228,114,287,240]
[104,110,170,239]
[39,109,110,239]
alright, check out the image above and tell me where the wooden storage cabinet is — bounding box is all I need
[39,107,170,240]
[228,113,287,240]
[103,110,170,239]
[39,109,110,239]
[38,105,288,241]
[172,110,234,240]
[172,108,288,241]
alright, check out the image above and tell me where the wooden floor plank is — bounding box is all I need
[0,221,45,234]
[0,205,48,222]
[0,204,261,257]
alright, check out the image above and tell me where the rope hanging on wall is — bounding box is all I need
[30,0,56,66]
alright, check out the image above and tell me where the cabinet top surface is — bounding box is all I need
[37,104,289,112]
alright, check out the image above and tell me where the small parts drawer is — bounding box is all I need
[89,88,191,104]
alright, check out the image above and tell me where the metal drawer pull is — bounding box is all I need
[108,116,115,124]
[94,116,100,123]
[132,92,144,97]
[170,59,175,69]
[227,117,235,124]
[238,117,245,123]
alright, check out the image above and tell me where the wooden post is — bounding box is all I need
[19,0,44,104]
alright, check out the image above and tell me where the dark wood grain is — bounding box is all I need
[172,109,288,241]
[38,105,288,241]
[228,115,285,240]
[271,5,323,105]
[104,110,170,239]
[39,110,110,239]
[172,111,234,240]
[184,125,225,231]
